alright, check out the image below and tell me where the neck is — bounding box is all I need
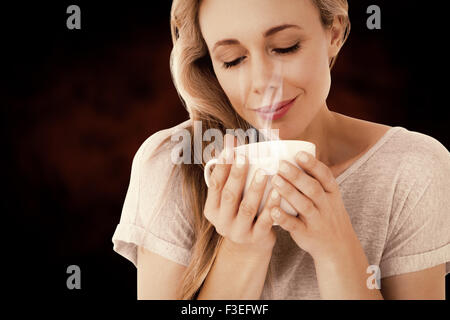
[292,104,342,168]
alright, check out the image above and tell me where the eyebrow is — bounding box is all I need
[212,24,302,52]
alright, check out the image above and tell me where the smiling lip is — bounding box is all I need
[255,96,297,121]
[254,97,297,113]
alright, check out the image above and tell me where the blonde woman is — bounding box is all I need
[112,0,450,300]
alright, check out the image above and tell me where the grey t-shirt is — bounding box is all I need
[112,119,450,299]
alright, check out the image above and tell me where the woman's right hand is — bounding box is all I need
[203,134,280,256]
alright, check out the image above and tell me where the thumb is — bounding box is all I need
[222,133,238,163]
[224,133,239,149]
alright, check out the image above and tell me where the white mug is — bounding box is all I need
[204,140,316,225]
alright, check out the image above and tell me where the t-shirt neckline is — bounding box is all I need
[335,126,404,185]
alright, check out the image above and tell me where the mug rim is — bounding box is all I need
[234,139,315,151]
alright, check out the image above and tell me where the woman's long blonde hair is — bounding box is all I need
[154,0,350,299]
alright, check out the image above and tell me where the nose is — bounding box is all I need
[248,52,284,97]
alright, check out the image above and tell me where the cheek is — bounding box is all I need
[214,69,249,115]
[214,77,248,121]
[288,47,331,102]
[222,82,245,111]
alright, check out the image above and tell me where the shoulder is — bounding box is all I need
[374,127,450,197]
[134,119,192,166]
[129,119,193,196]
[128,119,194,217]
[390,127,448,157]
[384,127,450,174]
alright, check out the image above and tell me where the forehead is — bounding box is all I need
[199,0,319,43]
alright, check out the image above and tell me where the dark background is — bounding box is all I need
[3,1,448,300]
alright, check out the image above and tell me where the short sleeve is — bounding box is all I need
[111,130,195,268]
[379,140,450,278]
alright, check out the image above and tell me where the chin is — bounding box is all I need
[261,126,291,141]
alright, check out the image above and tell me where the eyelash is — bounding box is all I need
[222,42,301,69]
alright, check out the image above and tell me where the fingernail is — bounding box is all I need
[297,151,309,163]
[272,207,281,219]
[236,154,246,168]
[271,189,279,200]
[279,161,290,174]
[255,168,265,183]
[224,148,234,164]
[272,175,284,187]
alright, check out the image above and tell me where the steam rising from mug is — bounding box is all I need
[238,58,284,141]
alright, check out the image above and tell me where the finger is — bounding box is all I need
[233,168,269,235]
[295,151,338,193]
[270,206,306,237]
[276,160,327,212]
[218,151,248,226]
[208,132,236,191]
[204,134,238,221]
[253,187,281,237]
[204,151,232,218]
[213,132,237,159]
[221,133,238,164]
[271,174,320,222]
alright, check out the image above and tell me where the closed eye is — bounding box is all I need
[222,42,301,69]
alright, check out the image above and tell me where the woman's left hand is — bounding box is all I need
[270,151,361,262]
